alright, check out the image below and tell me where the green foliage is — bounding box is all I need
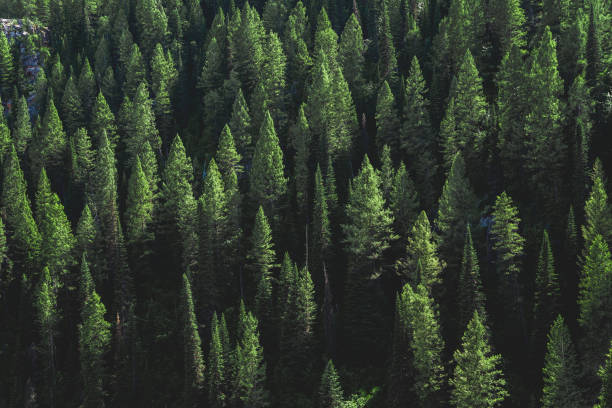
[1,145,41,271]
[398,211,443,289]
[440,50,488,169]
[541,315,582,408]
[375,81,400,153]
[389,162,419,238]
[342,155,396,261]
[319,360,344,408]
[583,159,612,250]
[125,157,154,245]
[35,168,75,280]
[450,311,508,408]
[208,312,226,408]
[596,341,612,408]
[13,95,32,155]
[0,33,13,95]
[247,206,275,325]
[579,234,612,363]
[181,273,205,404]
[435,153,479,273]
[249,111,287,221]
[232,305,268,408]
[79,260,111,407]
[458,225,485,328]
[35,266,58,405]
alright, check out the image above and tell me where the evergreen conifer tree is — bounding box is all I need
[450,311,508,408]
[541,315,581,408]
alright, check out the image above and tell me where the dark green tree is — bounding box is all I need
[389,162,419,239]
[583,159,612,250]
[1,145,41,272]
[181,273,205,405]
[13,95,32,155]
[319,360,343,408]
[79,259,111,408]
[61,74,84,135]
[532,230,560,358]
[400,56,436,208]
[35,266,58,407]
[458,224,486,329]
[231,305,268,408]
[208,312,226,408]
[375,81,400,153]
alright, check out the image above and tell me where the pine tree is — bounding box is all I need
[124,44,146,99]
[288,106,310,225]
[70,127,94,187]
[208,312,226,408]
[61,74,84,135]
[35,266,58,407]
[30,98,67,172]
[523,27,566,216]
[319,360,344,408]
[541,315,582,408]
[1,145,41,272]
[450,311,508,408]
[199,37,226,146]
[249,111,287,223]
[79,260,111,408]
[35,168,75,281]
[125,157,154,246]
[596,341,612,408]
[75,204,96,260]
[13,94,32,155]
[497,44,529,187]
[377,0,399,87]
[578,234,612,365]
[181,273,205,405]
[398,211,443,289]
[458,224,486,328]
[216,124,242,182]
[312,164,331,271]
[400,56,436,208]
[276,265,317,402]
[198,158,228,308]
[435,152,479,275]
[246,206,275,333]
[490,192,525,320]
[389,162,419,238]
[489,0,526,56]
[403,283,446,407]
[90,91,118,148]
[232,306,268,408]
[379,145,394,202]
[375,81,400,153]
[338,13,367,108]
[228,88,253,162]
[158,135,198,272]
[532,230,560,358]
[122,82,161,171]
[313,8,339,68]
[283,2,311,109]
[583,159,612,250]
[260,32,287,130]
[78,58,96,121]
[150,43,177,143]
[135,0,168,56]
[342,155,396,262]
[440,50,488,170]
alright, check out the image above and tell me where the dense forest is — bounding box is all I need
[0,0,610,406]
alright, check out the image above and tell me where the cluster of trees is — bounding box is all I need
[0,0,610,406]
